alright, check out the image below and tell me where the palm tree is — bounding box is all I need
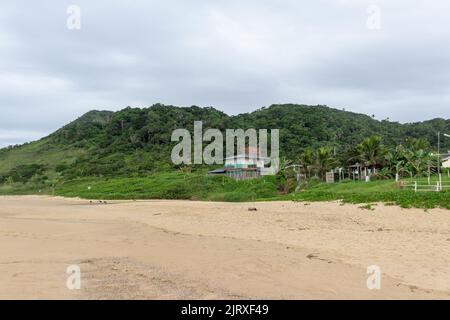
[386,146,407,180]
[404,138,429,152]
[275,157,296,194]
[315,147,336,180]
[357,135,386,172]
[299,148,315,178]
[403,149,432,177]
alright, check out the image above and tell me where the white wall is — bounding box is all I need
[443,159,450,168]
[225,157,265,168]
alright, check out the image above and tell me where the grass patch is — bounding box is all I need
[1,172,449,209]
[285,179,450,209]
[51,172,279,202]
[359,204,375,211]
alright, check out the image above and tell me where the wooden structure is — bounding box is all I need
[348,163,377,181]
[209,150,272,180]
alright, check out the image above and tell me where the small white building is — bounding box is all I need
[209,150,274,180]
[224,154,268,169]
[443,153,450,168]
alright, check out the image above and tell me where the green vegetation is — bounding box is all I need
[1,172,447,209]
[53,172,279,202]
[2,104,449,181]
[358,204,375,211]
[0,104,449,209]
[286,178,450,209]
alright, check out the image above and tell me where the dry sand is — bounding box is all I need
[1,195,450,299]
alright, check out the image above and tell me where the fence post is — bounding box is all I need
[414,181,417,193]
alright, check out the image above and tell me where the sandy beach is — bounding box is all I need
[1,195,449,299]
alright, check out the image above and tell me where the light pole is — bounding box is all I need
[438,131,441,187]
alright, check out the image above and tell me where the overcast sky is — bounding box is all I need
[1,0,449,147]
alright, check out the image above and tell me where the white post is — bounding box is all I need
[438,132,442,188]
[428,164,431,185]
[414,181,417,193]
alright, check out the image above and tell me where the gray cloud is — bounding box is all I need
[0,0,449,147]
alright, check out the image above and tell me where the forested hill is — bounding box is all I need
[0,104,449,181]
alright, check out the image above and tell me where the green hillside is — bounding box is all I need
[0,103,449,206]
[1,103,449,180]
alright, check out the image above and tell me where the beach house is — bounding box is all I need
[209,148,273,180]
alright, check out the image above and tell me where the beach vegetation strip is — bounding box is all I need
[2,172,449,210]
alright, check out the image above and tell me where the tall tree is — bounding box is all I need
[315,147,336,180]
[299,148,315,178]
[357,135,386,171]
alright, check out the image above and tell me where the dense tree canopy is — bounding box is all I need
[1,104,449,182]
